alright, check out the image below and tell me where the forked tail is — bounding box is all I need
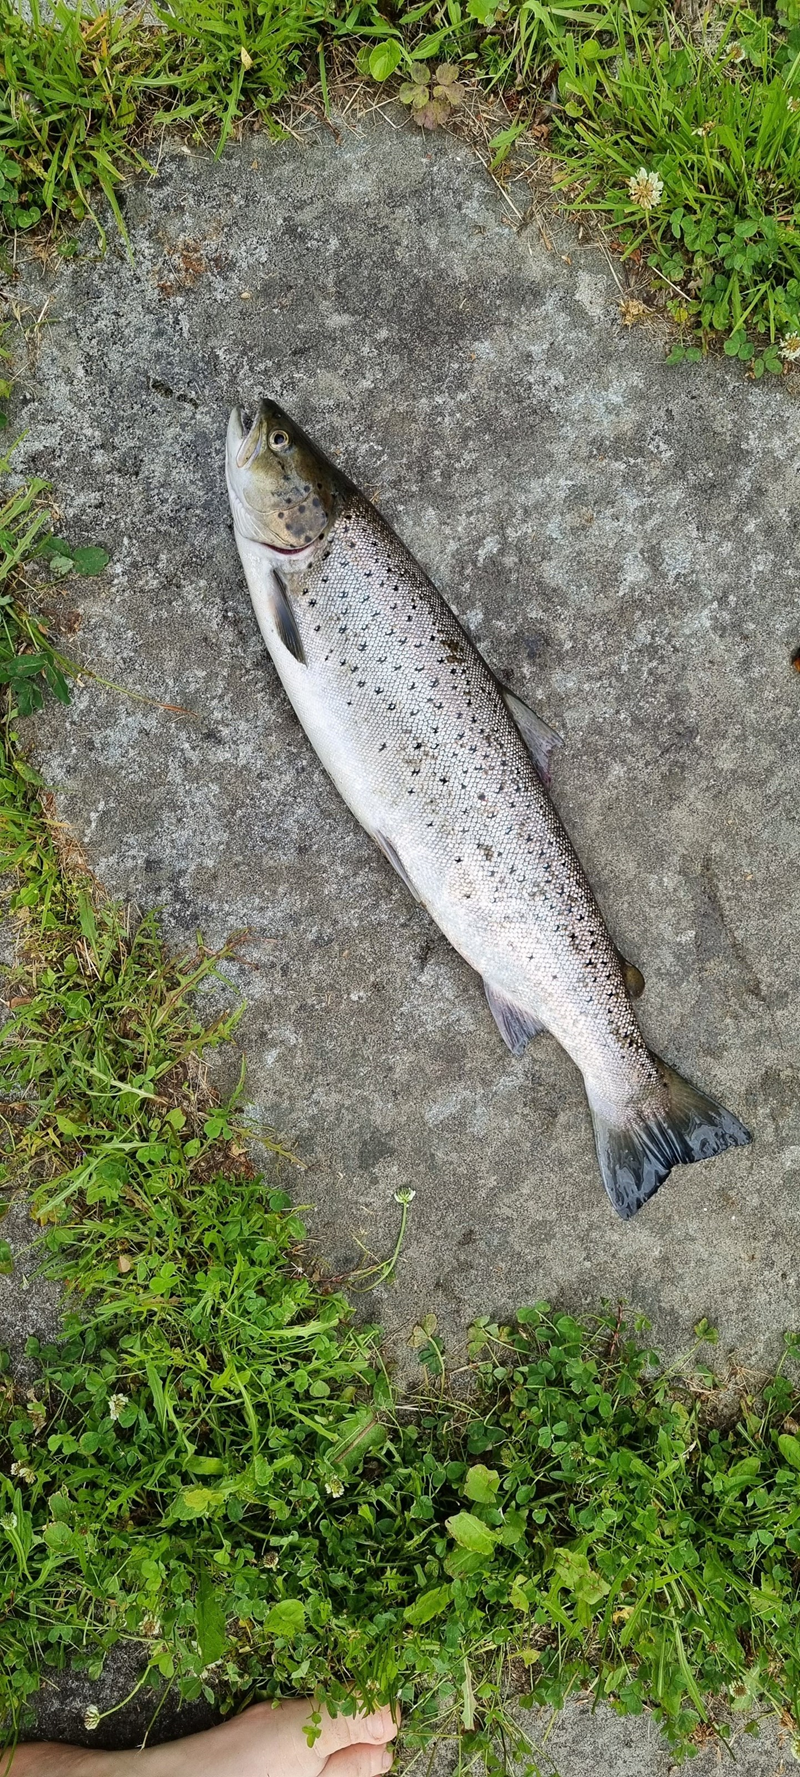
[589,1056,751,1221]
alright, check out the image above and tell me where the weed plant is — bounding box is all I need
[551,2,800,370]
[4,0,800,361]
[3,463,800,1764]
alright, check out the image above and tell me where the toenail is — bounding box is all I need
[381,1752,393,1771]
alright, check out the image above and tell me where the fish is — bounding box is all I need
[225,398,751,1219]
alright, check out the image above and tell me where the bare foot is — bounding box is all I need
[3,1699,400,1777]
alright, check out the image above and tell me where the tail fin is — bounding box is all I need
[590,1057,751,1221]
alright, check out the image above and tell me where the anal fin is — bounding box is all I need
[484,980,546,1056]
[499,687,563,789]
[272,568,305,664]
[374,832,420,903]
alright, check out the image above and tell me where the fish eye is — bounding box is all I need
[269,429,291,453]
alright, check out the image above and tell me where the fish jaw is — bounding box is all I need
[233,526,322,595]
[225,400,334,551]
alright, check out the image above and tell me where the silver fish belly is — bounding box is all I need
[228,407,750,1218]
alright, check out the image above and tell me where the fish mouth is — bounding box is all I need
[267,541,317,557]
[227,399,330,554]
[231,398,290,466]
[231,405,263,470]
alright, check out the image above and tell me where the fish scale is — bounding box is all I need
[227,399,751,1219]
[293,493,652,1105]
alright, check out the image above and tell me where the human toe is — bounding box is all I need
[321,1744,395,1777]
[315,1706,398,1761]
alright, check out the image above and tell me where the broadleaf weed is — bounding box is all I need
[550,3,800,360]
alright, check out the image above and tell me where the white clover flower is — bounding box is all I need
[627,168,664,210]
[691,121,715,137]
[789,96,800,113]
[727,40,746,62]
[139,1614,162,1639]
[394,1188,416,1206]
[10,1462,36,1483]
[1,1511,18,1532]
[108,1393,129,1422]
[781,332,800,361]
[324,1477,345,1497]
[83,1706,101,1732]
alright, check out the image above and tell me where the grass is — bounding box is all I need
[4,458,800,1768]
[549,2,800,372]
[4,0,800,364]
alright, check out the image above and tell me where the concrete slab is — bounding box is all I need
[5,111,800,1764]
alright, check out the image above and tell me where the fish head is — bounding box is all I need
[226,399,334,557]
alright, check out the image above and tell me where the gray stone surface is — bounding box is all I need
[420,1699,792,1776]
[520,1700,791,1777]
[5,112,800,1765]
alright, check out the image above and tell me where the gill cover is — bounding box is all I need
[226,400,333,551]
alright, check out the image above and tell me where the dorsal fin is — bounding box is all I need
[499,687,563,789]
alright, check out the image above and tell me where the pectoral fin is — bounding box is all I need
[271,568,305,665]
[375,832,420,903]
[483,981,546,1056]
[499,687,563,788]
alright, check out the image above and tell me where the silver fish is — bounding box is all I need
[225,399,751,1219]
